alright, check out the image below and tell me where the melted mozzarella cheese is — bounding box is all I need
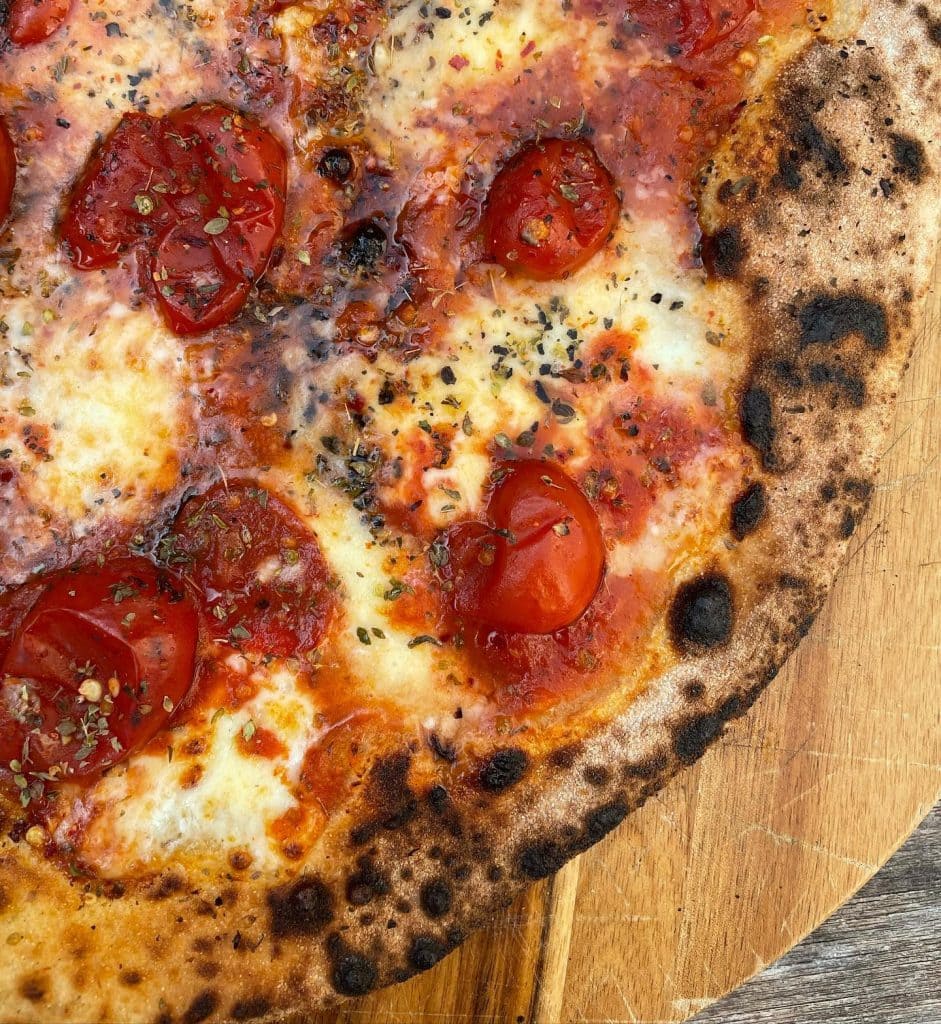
[368,0,623,156]
[59,661,323,876]
[300,487,461,710]
[0,288,185,552]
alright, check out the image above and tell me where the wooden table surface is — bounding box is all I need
[314,241,941,1024]
[693,803,940,1024]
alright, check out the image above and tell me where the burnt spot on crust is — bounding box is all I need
[230,997,273,1021]
[793,119,847,177]
[839,509,857,538]
[584,764,611,787]
[670,574,734,653]
[517,839,567,880]
[624,752,668,779]
[703,224,746,279]
[330,949,378,997]
[916,3,941,46]
[479,747,528,791]
[776,148,803,191]
[674,695,743,765]
[773,100,848,192]
[268,875,335,937]
[148,872,185,900]
[18,974,47,1002]
[182,991,219,1024]
[346,856,390,907]
[740,386,775,466]
[684,680,706,702]
[798,294,888,351]
[582,799,629,845]
[409,935,447,972]
[890,133,926,182]
[808,362,867,407]
[426,784,449,814]
[352,751,418,844]
[731,481,767,540]
[419,878,453,919]
[844,477,874,501]
[546,742,582,769]
[121,969,143,987]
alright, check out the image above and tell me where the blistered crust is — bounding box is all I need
[1,2,940,1020]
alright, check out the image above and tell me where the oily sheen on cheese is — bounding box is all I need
[0,0,821,881]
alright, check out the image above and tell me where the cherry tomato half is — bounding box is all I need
[0,559,198,780]
[6,0,71,45]
[60,103,287,335]
[0,116,14,229]
[483,138,619,281]
[445,461,605,634]
[170,483,334,657]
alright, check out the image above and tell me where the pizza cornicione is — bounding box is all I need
[0,0,939,1019]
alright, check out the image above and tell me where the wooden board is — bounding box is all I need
[312,262,941,1024]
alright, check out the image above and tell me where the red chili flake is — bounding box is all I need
[449,54,469,71]
[520,40,536,58]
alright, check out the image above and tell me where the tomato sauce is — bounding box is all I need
[237,724,287,760]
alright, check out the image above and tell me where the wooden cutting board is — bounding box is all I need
[313,263,941,1024]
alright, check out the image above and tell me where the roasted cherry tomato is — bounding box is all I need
[483,138,619,281]
[60,103,287,335]
[0,560,198,781]
[6,0,70,45]
[0,116,14,229]
[170,483,334,657]
[445,461,605,634]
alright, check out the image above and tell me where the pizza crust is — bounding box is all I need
[1,1,940,1020]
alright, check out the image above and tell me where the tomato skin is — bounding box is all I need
[0,560,198,780]
[170,483,334,657]
[60,104,287,335]
[483,139,619,281]
[0,117,14,229]
[446,461,605,634]
[6,0,71,45]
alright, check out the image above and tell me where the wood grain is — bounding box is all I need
[694,803,940,1024]
[311,262,941,1024]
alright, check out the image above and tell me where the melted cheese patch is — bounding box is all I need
[58,662,323,876]
[368,0,620,154]
[0,289,184,534]
[300,487,457,710]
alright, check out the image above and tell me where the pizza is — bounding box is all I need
[0,0,938,1019]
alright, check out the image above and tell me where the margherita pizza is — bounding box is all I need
[0,0,939,1019]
